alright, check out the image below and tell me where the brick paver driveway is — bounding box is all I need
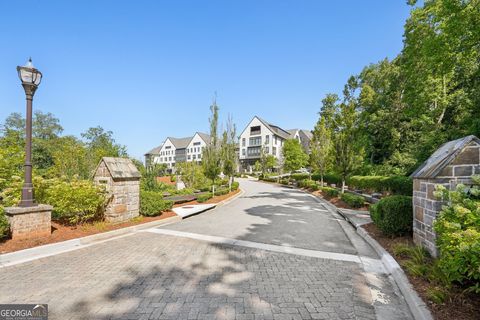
[0,179,413,319]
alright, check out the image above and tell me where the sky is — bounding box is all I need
[0,1,412,160]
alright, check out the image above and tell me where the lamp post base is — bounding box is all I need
[19,184,36,207]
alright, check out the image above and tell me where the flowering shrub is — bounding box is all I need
[433,177,480,293]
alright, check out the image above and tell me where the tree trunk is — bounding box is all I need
[228,176,232,192]
[321,174,324,187]
[341,178,346,193]
[212,182,215,196]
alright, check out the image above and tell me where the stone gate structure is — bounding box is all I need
[94,157,141,223]
[411,135,480,257]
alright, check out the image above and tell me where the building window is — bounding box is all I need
[249,136,261,146]
[198,154,202,159]
[272,147,277,155]
[193,155,196,160]
[169,157,172,161]
[242,138,245,147]
[250,126,261,135]
[266,135,270,144]
[193,142,201,146]
[274,136,278,145]
[265,147,269,154]
[247,147,261,157]
[242,149,246,156]
[188,155,191,160]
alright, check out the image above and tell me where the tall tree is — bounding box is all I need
[332,78,364,192]
[282,139,308,174]
[202,97,222,195]
[310,116,332,186]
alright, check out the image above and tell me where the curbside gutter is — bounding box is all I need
[0,215,181,268]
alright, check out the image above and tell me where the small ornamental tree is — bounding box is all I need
[221,115,237,191]
[259,142,276,176]
[202,97,222,195]
[282,139,308,174]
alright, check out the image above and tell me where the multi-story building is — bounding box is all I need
[145,132,211,172]
[238,116,312,172]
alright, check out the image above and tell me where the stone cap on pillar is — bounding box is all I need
[4,204,53,215]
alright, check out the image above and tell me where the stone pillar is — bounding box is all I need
[4,204,52,240]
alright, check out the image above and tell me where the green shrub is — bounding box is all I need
[321,187,339,197]
[298,179,319,191]
[45,179,107,224]
[312,172,341,185]
[369,195,412,236]
[0,208,9,239]
[197,193,213,203]
[231,181,240,191]
[340,193,364,208]
[291,173,309,181]
[347,175,413,195]
[215,188,229,196]
[433,181,480,293]
[279,178,290,185]
[140,191,174,216]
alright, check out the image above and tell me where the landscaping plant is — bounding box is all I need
[140,191,174,216]
[320,186,339,198]
[433,178,480,293]
[340,193,364,208]
[369,195,412,236]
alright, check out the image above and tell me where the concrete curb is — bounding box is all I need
[287,185,433,320]
[216,188,244,207]
[356,226,433,320]
[0,215,181,268]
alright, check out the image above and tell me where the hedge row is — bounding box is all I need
[311,172,342,185]
[298,179,319,191]
[347,175,412,195]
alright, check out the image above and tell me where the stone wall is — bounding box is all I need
[4,205,52,240]
[413,141,480,257]
[106,180,140,223]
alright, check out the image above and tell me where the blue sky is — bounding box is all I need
[0,1,411,160]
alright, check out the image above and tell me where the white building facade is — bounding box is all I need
[145,132,211,172]
[238,116,312,172]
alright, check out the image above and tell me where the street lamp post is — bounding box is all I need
[17,58,42,207]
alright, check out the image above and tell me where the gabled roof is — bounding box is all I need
[411,135,480,178]
[300,129,313,140]
[144,144,163,156]
[100,157,141,180]
[168,136,193,149]
[255,116,291,139]
[196,132,211,144]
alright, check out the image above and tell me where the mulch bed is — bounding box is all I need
[363,223,480,320]
[0,189,241,255]
[172,188,241,207]
[0,211,177,255]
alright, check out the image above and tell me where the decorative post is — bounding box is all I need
[4,59,52,240]
[17,58,42,207]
